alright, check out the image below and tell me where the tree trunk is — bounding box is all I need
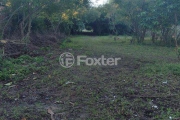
[161,27,170,45]
[151,32,156,43]
[26,17,32,44]
[140,28,146,43]
[133,22,139,43]
[174,13,178,48]
[20,12,25,40]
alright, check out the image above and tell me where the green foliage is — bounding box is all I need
[0,55,46,81]
[177,47,180,59]
[113,0,180,45]
[1,0,180,44]
[141,63,180,76]
[84,5,130,35]
[60,38,81,49]
[154,108,180,119]
[1,0,90,38]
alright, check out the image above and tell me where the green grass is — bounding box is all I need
[69,36,177,62]
[140,62,180,76]
[0,35,180,120]
[0,55,47,81]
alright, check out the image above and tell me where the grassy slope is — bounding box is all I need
[0,36,180,120]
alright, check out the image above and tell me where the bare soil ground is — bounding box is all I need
[0,36,180,120]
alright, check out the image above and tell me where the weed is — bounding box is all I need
[0,55,46,81]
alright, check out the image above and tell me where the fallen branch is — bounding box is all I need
[3,52,21,58]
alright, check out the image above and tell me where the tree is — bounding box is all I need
[1,0,51,41]
[1,0,90,40]
[84,6,109,35]
[147,0,180,46]
[113,0,150,43]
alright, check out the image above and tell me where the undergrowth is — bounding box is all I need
[0,55,47,81]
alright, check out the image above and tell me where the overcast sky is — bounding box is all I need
[91,0,108,6]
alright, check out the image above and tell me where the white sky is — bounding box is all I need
[91,0,108,6]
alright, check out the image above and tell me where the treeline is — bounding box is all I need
[0,0,90,40]
[112,0,180,46]
[0,0,180,46]
[89,0,180,46]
